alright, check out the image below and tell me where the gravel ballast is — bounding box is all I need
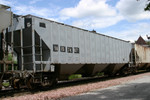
[2,72,150,100]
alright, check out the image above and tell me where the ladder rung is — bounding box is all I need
[35,45,42,48]
[23,62,33,65]
[23,54,33,56]
[14,46,21,48]
[35,54,42,56]
[22,54,42,56]
[22,46,33,48]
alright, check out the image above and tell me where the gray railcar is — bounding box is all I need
[9,15,133,81]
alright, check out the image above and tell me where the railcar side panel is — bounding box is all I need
[10,16,133,76]
[135,44,150,63]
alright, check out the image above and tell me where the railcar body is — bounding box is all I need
[134,44,150,69]
[8,15,133,81]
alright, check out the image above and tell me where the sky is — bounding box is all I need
[1,0,150,42]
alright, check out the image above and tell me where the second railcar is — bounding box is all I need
[134,44,150,70]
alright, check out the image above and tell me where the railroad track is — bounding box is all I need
[0,70,148,99]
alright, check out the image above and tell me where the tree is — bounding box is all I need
[137,0,150,11]
[144,0,150,11]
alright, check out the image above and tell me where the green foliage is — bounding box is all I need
[7,53,13,61]
[68,74,82,80]
[145,41,150,46]
[2,82,10,87]
[14,60,17,64]
[96,72,104,76]
[7,53,17,63]
[7,53,18,70]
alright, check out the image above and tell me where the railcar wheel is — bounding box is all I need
[26,77,36,90]
[146,68,150,71]
[0,83,2,90]
[11,79,21,90]
[51,78,58,87]
[131,67,137,74]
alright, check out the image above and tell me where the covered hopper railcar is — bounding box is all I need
[4,15,133,88]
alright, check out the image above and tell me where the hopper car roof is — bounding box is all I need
[23,14,130,43]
